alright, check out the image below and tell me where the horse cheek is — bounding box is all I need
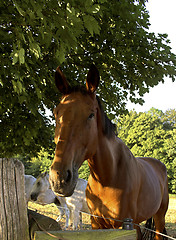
[85,122,98,158]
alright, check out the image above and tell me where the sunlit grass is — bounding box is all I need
[165,195,176,237]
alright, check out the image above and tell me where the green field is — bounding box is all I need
[28,194,176,238]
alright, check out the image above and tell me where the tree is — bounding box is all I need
[163,129,176,193]
[116,108,165,159]
[1,0,176,157]
[21,147,90,180]
[20,147,54,177]
[78,161,90,180]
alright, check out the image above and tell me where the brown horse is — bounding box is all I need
[49,65,169,240]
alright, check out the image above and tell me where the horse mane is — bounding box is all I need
[61,86,117,139]
[96,96,117,138]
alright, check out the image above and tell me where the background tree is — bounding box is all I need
[78,161,90,180]
[21,147,90,180]
[116,108,176,193]
[1,0,176,157]
[20,147,54,177]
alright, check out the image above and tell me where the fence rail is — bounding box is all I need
[34,229,136,240]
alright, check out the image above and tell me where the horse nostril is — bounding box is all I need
[31,193,37,201]
[66,170,72,183]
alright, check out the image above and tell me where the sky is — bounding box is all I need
[126,0,176,112]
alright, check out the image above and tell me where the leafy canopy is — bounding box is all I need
[1,0,176,157]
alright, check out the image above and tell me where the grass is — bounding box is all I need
[165,195,176,237]
[28,194,176,238]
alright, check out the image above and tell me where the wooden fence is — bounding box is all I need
[34,229,136,240]
[0,158,136,240]
[0,158,29,240]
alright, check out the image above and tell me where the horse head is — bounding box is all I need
[30,171,50,201]
[49,65,100,196]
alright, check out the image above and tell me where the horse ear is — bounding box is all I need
[55,66,71,94]
[86,64,100,93]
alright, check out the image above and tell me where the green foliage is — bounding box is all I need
[1,0,176,157]
[78,160,90,180]
[116,108,176,193]
[20,147,54,177]
[21,148,90,179]
[163,129,176,193]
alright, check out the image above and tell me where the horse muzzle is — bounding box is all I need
[49,166,78,197]
[30,192,38,201]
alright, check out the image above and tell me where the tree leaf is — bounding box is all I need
[29,42,41,59]
[19,48,25,65]
[83,15,100,36]
[12,51,19,65]
[13,0,25,16]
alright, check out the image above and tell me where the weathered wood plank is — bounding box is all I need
[6,159,18,240]
[2,158,13,240]
[14,159,29,240]
[0,158,29,240]
[0,159,7,240]
[34,229,136,240]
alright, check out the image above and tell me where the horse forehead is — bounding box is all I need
[57,93,94,117]
[62,92,93,106]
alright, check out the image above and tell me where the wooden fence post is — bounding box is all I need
[0,158,29,240]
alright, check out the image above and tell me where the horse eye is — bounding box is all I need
[88,113,94,119]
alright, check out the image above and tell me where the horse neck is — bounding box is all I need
[88,134,136,184]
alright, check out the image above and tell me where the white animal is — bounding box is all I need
[25,174,59,205]
[24,174,66,223]
[59,177,90,230]
[24,175,36,203]
[30,172,90,229]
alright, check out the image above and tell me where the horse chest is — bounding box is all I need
[86,180,126,224]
